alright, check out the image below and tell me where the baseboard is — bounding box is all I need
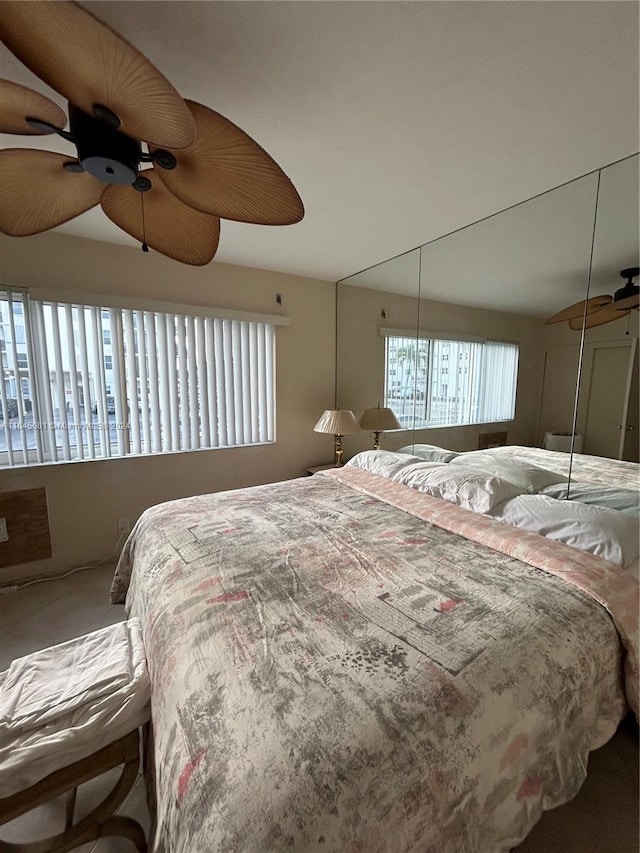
[0,552,119,592]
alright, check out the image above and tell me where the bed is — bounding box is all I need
[402,443,640,490]
[110,449,639,853]
[456,445,640,490]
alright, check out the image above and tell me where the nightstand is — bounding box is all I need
[307,463,339,475]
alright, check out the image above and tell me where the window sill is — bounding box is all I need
[0,440,276,471]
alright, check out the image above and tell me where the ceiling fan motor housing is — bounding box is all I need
[614,267,640,304]
[69,103,141,186]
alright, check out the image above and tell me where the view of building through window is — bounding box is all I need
[384,334,518,428]
[0,293,32,422]
[0,291,276,467]
[1,298,133,460]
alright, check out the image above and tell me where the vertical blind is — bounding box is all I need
[0,288,276,467]
[384,333,518,428]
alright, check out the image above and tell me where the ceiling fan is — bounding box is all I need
[0,1,304,266]
[545,267,640,330]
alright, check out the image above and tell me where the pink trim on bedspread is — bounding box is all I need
[323,466,640,715]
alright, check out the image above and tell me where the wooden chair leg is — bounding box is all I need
[99,816,147,852]
[0,730,147,853]
[63,789,76,832]
[142,722,157,843]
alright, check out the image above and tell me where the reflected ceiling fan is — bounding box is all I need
[0,1,304,266]
[545,267,640,330]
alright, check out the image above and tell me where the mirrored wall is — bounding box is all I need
[571,155,639,463]
[337,153,639,473]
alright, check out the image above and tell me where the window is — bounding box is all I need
[384,333,518,429]
[0,289,277,467]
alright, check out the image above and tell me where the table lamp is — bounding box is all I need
[313,409,361,466]
[358,404,401,449]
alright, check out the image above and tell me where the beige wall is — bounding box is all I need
[0,233,336,582]
[337,283,545,457]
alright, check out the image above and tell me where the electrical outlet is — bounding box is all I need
[117,517,131,536]
[0,518,7,543]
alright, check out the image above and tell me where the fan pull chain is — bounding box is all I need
[140,191,149,253]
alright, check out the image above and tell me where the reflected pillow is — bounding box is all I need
[392,463,524,514]
[398,444,459,463]
[346,450,424,479]
[450,456,567,494]
[541,483,640,518]
[491,494,640,569]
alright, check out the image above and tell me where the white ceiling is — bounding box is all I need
[1,1,638,297]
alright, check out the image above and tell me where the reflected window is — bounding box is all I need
[384,335,518,428]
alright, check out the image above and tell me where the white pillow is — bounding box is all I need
[450,456,567,493]
[398,444,459,463]
[541,483,640,518]
[392,463,524,514]
[345,450,424,479]
[491,494,640,568]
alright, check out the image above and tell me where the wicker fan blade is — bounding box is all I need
[545,294,613,325]
[568,308,631,330]
[0,1,194,149]
[149,100,304,224]
[101,170,220,266]
[0,149,105,236]
[611,292,640,311]
[0,79,66,134]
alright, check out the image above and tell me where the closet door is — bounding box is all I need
[583,342,633,459]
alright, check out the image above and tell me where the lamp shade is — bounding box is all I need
[313,409,361,435]
[359,405,401,431]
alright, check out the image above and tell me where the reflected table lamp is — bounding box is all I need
[313,409,361,466]
[359,404,401,449]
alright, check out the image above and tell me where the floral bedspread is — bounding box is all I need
[111,468,638,853]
